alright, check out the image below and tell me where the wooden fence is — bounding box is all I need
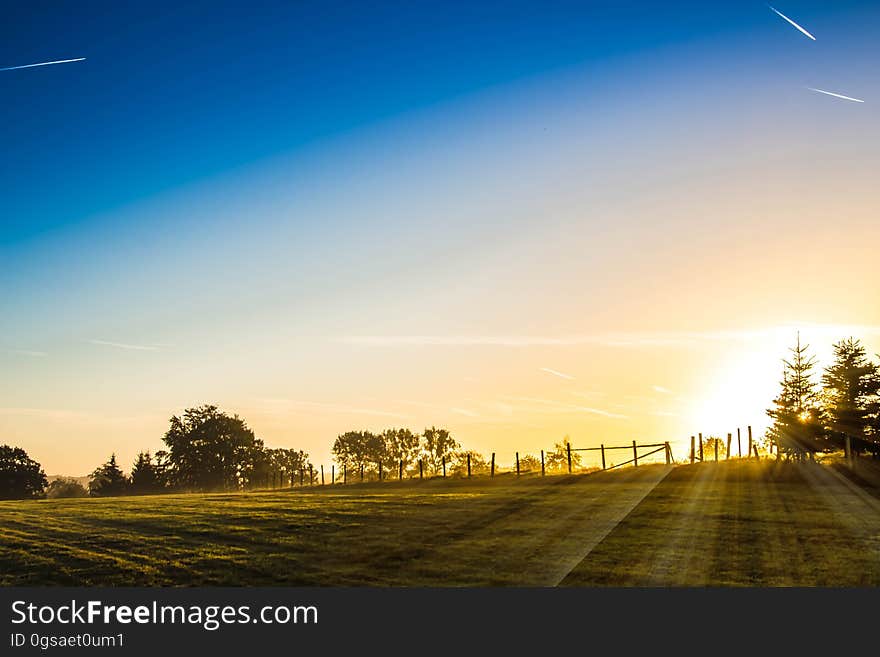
[687,426,761,464]
[257,439,680,490]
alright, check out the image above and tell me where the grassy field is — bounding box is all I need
[2,460,880,586]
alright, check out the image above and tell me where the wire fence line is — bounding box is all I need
[257,438,690,489]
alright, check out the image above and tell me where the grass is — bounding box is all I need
[561,460,880,586]
[2,460,879,586]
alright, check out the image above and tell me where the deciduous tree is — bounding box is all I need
[162,405,265,491]
[421,427,459,475]
[0,445,47,500]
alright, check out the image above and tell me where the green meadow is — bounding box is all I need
[2,461,879,586]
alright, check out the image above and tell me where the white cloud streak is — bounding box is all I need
[8,349,47,357]
[88,339,161,352]
[540,367,575,380]
[503,396,628,420]
[807,87,865,103]
[0,57,86,72]
[768,6,816,40]
[338,324,880,349]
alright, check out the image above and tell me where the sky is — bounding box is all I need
[3,1,880,475]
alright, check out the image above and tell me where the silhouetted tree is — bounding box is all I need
[822,337,880,456]
[162,405,265,491]
[450,450,490,477]
[89,453,130,497]
[153,450,175,489]
[0,445,47,500]
[421,427,459,475]
[517,454,542,473]
[130,452,162,494]
[253,448,311,488]
[46,477,88,499]
[332,431,385,477]
[766,334,828,457]
[546,438,582,471]
[381,428,420,473]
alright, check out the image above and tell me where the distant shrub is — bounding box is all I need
[47,478,88,499]
[517,454,542,473]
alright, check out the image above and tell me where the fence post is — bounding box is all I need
[467,453,471,478]
[845,435,852,464]
[360,464,364,482]
[516,452,520,476]
[726,433,731,460]
[378,461,383,482]
[309,465,314,485]
[343,466,347,485]
[419,459,423,480]
[321,465,324,486]
[737,428,742,458]
[714,439,718,462]
[601,444,606,470]
[566,443,572,474]
[690,436,695,464]
[300,469,304,486]
[541,450,545,476]
[332,465,335,485]
[442,457,446,478]
[748,426,753,460]
[399,460,403,480]
[633,440,638,467]
[490,453,495,478]
[665,441,671,465]
[698,433,703,461]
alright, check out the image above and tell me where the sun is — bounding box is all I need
[687,345,779,439]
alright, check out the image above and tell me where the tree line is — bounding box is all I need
[1,404,578,499]
[766,335,880,458]
[0,405,313,499]
[4,332,874,499]
[331,428,578,479]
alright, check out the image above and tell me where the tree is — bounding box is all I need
[162,405,265,491]
[332,431,385,478]
[545,439,582,472]
[822,337,880,455]
[517,454,542,473]
[0,445,47,500]
[766,334,828,457]
[702,436,725,459]
[46,478,88,499]
[130,452,162,494]
[254,448,311,488]
[153,450,175,490]
[381,428,420,473]
[421,427,460,475]
[89,453,130,497]
[450,450,490,477]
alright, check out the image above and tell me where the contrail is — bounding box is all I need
[540,367,575,380]
[768,5,816,40]
[0,57,85,72]
[808,87,865,103]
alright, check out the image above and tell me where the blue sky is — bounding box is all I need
[3,1,880,474]
[2,0,862,242]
